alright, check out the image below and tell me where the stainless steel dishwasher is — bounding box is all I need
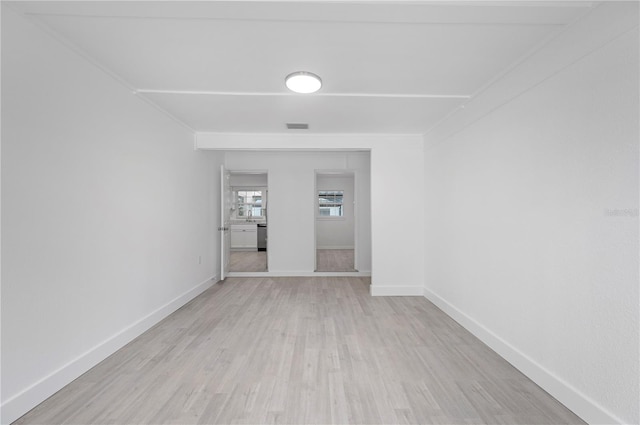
[257,224,267,251]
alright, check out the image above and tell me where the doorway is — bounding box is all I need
[228,171,268,273]
[315,171,356,272]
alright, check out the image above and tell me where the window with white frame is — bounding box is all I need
[234,189,264,219]
[318,190,344,217]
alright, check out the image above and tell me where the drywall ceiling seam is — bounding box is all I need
[135,90,471,99]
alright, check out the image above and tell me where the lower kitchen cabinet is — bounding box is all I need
[230,224,257,250]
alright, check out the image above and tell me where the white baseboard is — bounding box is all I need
[316,245,355,250]
[1,275,218,425]
[370,285,424,296]
[423,287,623,425]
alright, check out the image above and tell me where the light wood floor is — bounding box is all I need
[16,277,584,425]
[316,249,356,272]
[230,251,267,272]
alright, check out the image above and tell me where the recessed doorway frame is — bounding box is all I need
[226,169,269,277]
[314,169,358,273]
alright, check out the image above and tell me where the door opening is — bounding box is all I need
[227,171,268,273]
[315,171,356,272]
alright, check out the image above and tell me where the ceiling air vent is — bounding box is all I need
[286,123,309,130]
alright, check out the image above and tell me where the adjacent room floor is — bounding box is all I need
[229,251,267,272]
[15,277,585,424]
[316,249,356,272]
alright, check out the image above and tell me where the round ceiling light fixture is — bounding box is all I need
[285,71,322,94]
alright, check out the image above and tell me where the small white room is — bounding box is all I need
[1,1,638,424]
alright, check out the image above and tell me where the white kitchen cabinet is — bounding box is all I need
[230,224,257,250]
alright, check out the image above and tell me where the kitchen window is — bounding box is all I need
[235,189,264,219]
[318,190,344,218]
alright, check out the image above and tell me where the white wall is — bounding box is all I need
[1,8,220,423]
[424,3,638,424]
[316,174,355,249]
[198,134,425,294]
[224,151,370,273]
[229,173,268,187]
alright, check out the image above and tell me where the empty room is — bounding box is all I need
[1,1,638,424]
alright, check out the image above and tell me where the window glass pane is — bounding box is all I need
[318,190,344,217]
[235,190,264,218]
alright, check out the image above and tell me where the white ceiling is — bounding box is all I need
[10,1,595,134]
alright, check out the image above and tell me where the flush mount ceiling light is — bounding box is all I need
[285,71,322,94]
